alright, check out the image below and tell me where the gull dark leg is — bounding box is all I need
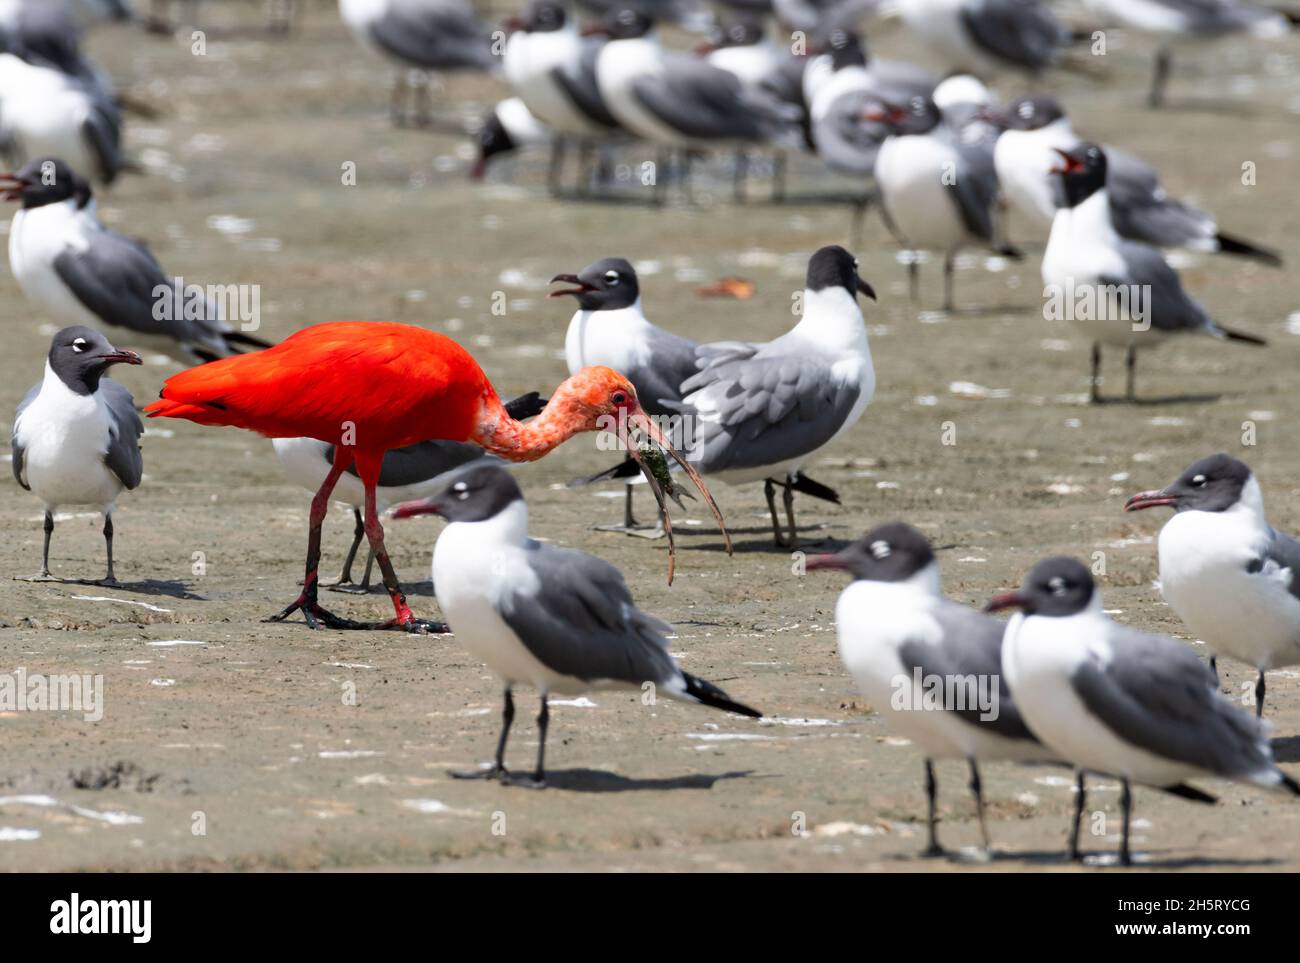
[1125,345,1137,403]
[18,510,57,581]
[850,197,870,250]
[923,759,943,856]
[1256,670,1266,718]
[942,249,956,313]
[1149,46,1172,109]
[390,70,406,126]
[1209,655,1218,685]
[781,480,798,549]
[547,136,567,197]
[654,149,669,206]
[451,687,514,779]
[100,513,117,586]
[1090,342,1103,404]
[326,508,366,592]
[908,256,920,306]
[624,484,638,529]
[968,758,991,851]
[764,479,786,548]
[1119,778,1133,866]
[771,149,787,203]
[1069,770,1087,861]
[733,148,748,204]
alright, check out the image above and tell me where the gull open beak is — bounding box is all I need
[1049,147,1083,176]
[617,403,732,585]
[548,273,596,298]
[1124,489,1176,512]
[392,497,443,520]
[804,553,849,572]
[0,172,30,202]
[984,591,1027,614]
[98,349,143,366]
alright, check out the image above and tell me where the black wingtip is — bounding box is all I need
[682,672,762,719]
[222,331,273,352]
[1280,771,1300,796]
[1215,232,1283,268]
[566,455,641,489]
[503,391,548,421]
[787,474,841,505]
[1161,783,1218,804]
[1218,325,1268,346]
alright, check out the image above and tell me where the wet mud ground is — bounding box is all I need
[2,3,1300,870]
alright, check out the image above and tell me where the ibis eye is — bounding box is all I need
[72,338,87,353]
[604,270,620,285]
[611,391,627,405]
[1191,474,1207,488]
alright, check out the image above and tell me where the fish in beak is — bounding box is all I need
[617,403,732,584]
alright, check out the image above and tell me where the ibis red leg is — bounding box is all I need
[357,472,447,634]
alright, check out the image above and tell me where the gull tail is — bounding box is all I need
[681,673,761,719]
[1280,771,1300,796]
[1215,232,1283,267]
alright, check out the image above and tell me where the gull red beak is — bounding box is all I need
[805,553,849,572]
[985,591,1027,614]
[693,40,717,55]
[548,273,596,298]
[98,349,143,366]
[1050,147,1084,176]
[616,401,732,585]
[976,106,1010,129]
[470,156,488,180]
[500,14,525,31]
[580,22,609,36]
[0,172,30,202]
[1124,489,1177,512]
[392,497,443,520]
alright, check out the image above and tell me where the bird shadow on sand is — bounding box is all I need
[46,578,206,601]
[535,768,756,793]
[661,526,852,556]
[1095,393,1227,407]
[1270,735,1300,763]
[928,303,1035,318]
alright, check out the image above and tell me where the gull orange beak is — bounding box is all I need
[616,401,732,585]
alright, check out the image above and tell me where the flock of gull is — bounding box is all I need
[2,0,1300,868]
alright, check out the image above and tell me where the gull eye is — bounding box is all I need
[603,270,620,285]
[1191,474,1207,488]
[453,481,470,500]
[1048,576,1067,595]
[869,540,891,560]
[71,338,87,353]
[853,258,860,268]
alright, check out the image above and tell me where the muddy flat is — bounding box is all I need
[1,5,1298,872]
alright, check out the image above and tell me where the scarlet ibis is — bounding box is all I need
[144,320,729,633]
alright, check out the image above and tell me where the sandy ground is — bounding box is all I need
[1,2,1300,872]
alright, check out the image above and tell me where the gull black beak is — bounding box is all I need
[549,273,596,298]
[98,349,143,366]
[857,277,877,301]
[805,552,850,573]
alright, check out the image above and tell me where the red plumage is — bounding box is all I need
[144,321,496,452]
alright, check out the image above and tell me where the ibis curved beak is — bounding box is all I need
[1124,489,1176,512]
[548,273,595,298]
[616,403,732,585]
[985,591,1027,614]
